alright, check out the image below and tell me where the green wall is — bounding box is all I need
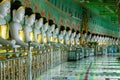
[20,0,82,31]
[11,0,119,37]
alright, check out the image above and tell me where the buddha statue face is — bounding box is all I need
[11,1,25,22]
[35,18,43,29]
[44,22,48,32]
[68,30,71,37]
[50,24,55,32]
[54,27,59,35]
[62,30,66,36]
[0,0,10,17]
[25,7,35,26]
[25,14,35,26]
[73,32,76,37]
[12,7,25,22]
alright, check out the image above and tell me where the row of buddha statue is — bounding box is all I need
[0,0,119,51]
[0,0,81,51]
[86,32,119,45]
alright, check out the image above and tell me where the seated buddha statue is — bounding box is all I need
[41,17,48,44]
[10,0,28,48]
[0,0,17,47]
[65,27,71,45]
[24,7,39,47]
[91,34,95,42]
[81,31,87,44]
[53,24,59,43]
[24,7,35,42]
[34,13,43,44]
[58,26,66,44]
[87,32,91,42]
[75,30,81,45]
[70,29,76,45]
[47,19,55,43]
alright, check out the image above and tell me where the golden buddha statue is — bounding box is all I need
[53,24,59,43]
[58,25,66,44]
[10,0,28,48]
[34,13,43,44]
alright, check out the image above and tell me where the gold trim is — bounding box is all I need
[0,24,9,39]
[16,6,25,12]
[50,36,53,42]
[29,31,34,41]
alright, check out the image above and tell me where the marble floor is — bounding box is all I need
[36,56,120,80]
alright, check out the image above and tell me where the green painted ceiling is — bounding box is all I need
[74,0,118,26]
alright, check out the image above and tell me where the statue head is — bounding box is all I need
[76,30,80,38]
[54,24,59,35]
[48,19,55,32]
[25,7,35,26]
[35,13,43,29]
[11,0,25,22]
[0,0,10,17]
[59,25,66,36]
[43,17,48,32]
[71,29,76,38]
[66,27,71,37]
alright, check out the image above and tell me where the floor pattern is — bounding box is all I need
[36,56,120,80]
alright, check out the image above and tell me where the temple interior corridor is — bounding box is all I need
[0,0,120,80]
[37,56,120,80]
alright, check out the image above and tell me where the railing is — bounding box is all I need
[0,42,68,80]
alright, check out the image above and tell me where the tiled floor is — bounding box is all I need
[36,56,120,80]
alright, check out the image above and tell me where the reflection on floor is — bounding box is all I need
[36,56,120,80]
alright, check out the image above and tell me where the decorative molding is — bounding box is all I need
[59,18,64,25]
[72,22,75,29]
[22,0,31,7]
[40,8,46,17]
[47,11,51,20]
[66,19,70,26]
[53,16,56,23]
[34,3,38,13]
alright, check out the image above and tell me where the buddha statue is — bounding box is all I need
[81,31,87,44]
[90,34,93,42]
[24,7,41,47]
[24,7,35,42]
[75,30,81,45]
[87,32,91,42]
[58,26,66,44]
[47,19,55,43]
[41,17,48,44]
[0,0,17,47]
[70,29,76,45]
[65,27,71,45]
[53,24,59,43]
[10,0,27,48]
[34,13,43,44]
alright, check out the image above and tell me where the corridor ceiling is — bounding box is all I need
[74,0,118,25]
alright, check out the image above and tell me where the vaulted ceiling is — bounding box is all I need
[74,0,118,26]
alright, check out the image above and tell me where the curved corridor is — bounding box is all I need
[36,56,120,80]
